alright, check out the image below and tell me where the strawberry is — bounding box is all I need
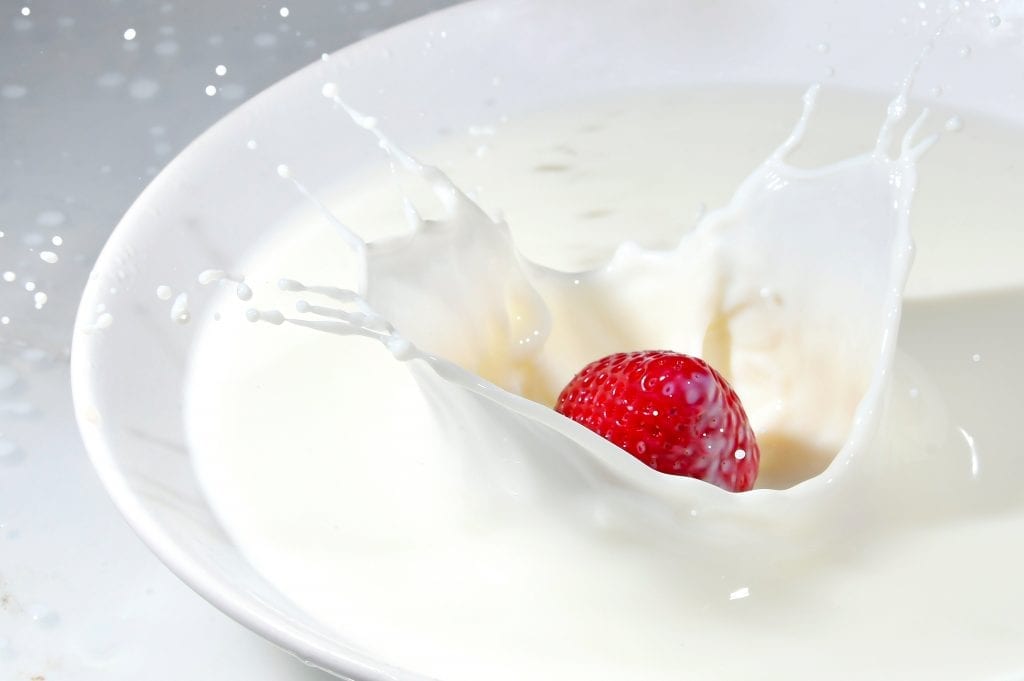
[554,350,759,492]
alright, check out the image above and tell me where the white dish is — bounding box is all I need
[71,0,1024,678]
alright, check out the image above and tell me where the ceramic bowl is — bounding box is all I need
[71,0,1023,678]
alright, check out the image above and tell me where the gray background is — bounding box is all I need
[0,2,457,679]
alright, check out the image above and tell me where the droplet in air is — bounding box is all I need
[205,84,217,96]
[215,64,227,76]
[124,27,137,40]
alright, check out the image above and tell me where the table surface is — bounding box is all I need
[0,2,458,679]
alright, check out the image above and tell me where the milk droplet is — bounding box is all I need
[123,28,137,41]
[51,235,63,246]
[246,309,285,324]
[205,85,217,96]
[246,139,258,150]
[94,312,114,329]
[171,292,190,324]
[971,353,981,362]
[156,285,173,300]
[215,64,227,76]
[945,115,964,132]
[20,6,30,16]
[23,281,35,292]
[816,42,830,53]
[2,271,15,283]
[197,269,227,285]
[0,317,9,325]
[33,291,48,309]
[988,14,1001,27]
[729,587,751,601]
[279,7,290,17]
[39,251,58,264]
[959,45,972,58]
[277,164,291,178]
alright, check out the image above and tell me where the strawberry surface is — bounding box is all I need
[554,350,759,492]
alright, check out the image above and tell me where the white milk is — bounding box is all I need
[185,85,1024,681]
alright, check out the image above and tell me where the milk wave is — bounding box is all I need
[184,80,1024,680]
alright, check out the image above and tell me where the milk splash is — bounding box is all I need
[245,80,935,510]
[182,67,1024,681]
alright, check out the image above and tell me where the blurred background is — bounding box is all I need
[0,2,458,679]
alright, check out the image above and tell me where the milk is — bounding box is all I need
[184,85,1024,680]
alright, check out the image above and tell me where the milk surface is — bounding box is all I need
[185,86,1024,681]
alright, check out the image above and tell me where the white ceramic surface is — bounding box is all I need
[70,1,1024,679]
[0,2,455,679]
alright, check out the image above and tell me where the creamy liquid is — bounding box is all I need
[186,86,1024,680]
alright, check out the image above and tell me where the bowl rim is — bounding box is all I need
[70,2,498,679]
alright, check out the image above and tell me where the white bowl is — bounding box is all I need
[71,0,1023,678]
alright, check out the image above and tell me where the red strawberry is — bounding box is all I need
[554,350,759,492]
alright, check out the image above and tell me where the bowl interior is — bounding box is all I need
[71,0,1024,678]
